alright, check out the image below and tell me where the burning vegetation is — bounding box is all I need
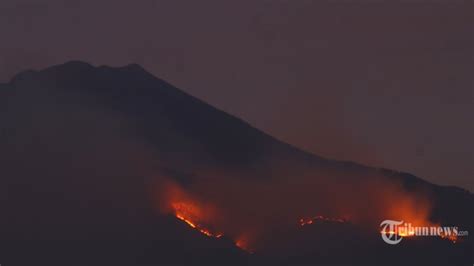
[155,166,461,256]
[299,215,348,226]
[160,182,254,252]
[170,200,255,252]
[172,201,223,238]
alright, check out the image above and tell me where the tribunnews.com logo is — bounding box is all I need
[380,220,469,245]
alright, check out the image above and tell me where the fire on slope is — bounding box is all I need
[170,200,255,253]
[161,182,254,253]
[157,175,459,254]
[299,215,458,243]
[299,215,348,226]
[172,201,223,238]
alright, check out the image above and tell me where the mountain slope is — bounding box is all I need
[0,61,472,265]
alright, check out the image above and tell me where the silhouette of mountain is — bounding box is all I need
[0,61,471,265]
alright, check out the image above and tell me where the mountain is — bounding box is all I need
[0,61,472,265]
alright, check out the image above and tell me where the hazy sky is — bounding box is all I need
[1,0,472,191]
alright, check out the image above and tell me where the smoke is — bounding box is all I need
[1,74,436,255]
[156,159,435,252]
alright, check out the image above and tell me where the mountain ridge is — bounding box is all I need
[4,60,472,194]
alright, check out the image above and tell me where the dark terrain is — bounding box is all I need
[0,61,472,265]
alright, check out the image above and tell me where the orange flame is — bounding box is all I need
[172,201,223,238]
[440,232,458,243]
[171,201,258,252]
[299,215,347,226]
[162,183,255,252]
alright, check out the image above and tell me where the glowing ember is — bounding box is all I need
[172,202,223,238]
[163,184,253,253]
[299,215,347,226]
[175,213,223,238]
[440,232,458,243]
[173,204,255,252]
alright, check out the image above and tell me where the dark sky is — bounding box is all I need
[1,0,472,191]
